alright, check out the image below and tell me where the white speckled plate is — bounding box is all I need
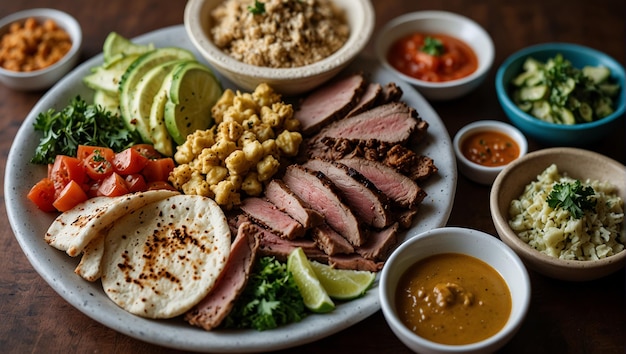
[5,25,456,352]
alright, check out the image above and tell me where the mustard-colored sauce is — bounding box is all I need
[395,253,512,345]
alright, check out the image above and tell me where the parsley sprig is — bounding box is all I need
[546,180,597,219]
[247,0,266,15]
[31,96,142,164]
[223,256,307,331]
[421,36,445,56]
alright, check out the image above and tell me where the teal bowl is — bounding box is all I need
[495,43,625,146]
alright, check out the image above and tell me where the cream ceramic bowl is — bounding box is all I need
[0,8,82,91]
[380,227,530,354]
[375,11,494,101]
[184,0,374,96]
[490,147,626,281]
[453,120,528,185]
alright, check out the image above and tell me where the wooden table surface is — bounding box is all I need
[1,1,624,353]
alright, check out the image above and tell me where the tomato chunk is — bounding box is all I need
[27,178,57,212]
[53,180,88,212]
[125,174,148,193]
[132,144,163,160]
[76,145,115,162]
[84,150,114,180]
[50,155,86,197]
[113,148,149,175]
[142,157,175,182]
[97,172,130,197]
[147,181,178,191]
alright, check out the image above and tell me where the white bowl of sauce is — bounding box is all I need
[453,120,528,185]
[380,227,531,354]
[376,11,494,101]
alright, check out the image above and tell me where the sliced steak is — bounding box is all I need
[295,73,366,135]
[356,222,399,261]
[378,82,403,104]
[329,253,384,272]
[310,223,355,256]
[239,197,305,239]
[256,225,328,263]
[264,179,323,228]
[310,102,423,145]
[383,145,438,181]
[337,157,426,209]
[282,164,366,246]
[346,82,382,118]
[185,221,260,331]
[302,158,391,228]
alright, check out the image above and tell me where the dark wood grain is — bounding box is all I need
[1,1,624,353]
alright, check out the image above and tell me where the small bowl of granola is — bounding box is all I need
[0,8,82,91]
[184,0,374,96]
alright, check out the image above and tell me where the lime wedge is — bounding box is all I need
[164,61,222,145]
[103,32,154,65]
[309,260,376,300]
[287,247,335,313]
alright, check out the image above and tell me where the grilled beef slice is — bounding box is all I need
[346,82,382,118]
[239,197,305,239]
[310,223,355,256]
[302,158,391,229]
[337,157,426,209]
[282,164,366,246]
[310,102,422,145]
[264,179,323,228]
[295,73,366,135]
[356,222,399,261]
[185,222,259,331]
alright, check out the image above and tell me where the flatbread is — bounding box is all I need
[45,190,179,257]
[74,228,107,282]
[100,194,232,319]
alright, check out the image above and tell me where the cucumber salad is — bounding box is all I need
[510,54,620,125]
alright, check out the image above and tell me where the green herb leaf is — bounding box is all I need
[421,36,445,56]
[223,256,307,331]
[546,180,597,219]
[31,96,142,164]
[247,0,266,15]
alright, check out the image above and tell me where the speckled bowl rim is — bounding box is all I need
[183,0,374,80]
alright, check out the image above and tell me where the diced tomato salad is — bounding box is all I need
[27,144,177,212]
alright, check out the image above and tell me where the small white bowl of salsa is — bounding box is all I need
[453,120,528,185]
[376,11,494,101]
[379,227,531,354]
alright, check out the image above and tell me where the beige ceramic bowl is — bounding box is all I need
[453,120,528,185]
[375,11,494,101]
[380,227,530,354]
[0,8,82,91]
[184,0,374,96]
[490,147,626,281]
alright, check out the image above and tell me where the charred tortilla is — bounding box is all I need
[100,194,231,319]
[45,190,178,257]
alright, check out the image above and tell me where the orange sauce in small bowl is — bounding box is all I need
[387,33,478,82]
[461,130,520,167]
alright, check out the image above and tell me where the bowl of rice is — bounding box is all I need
[490,147,626,281]
[184,0,374,96]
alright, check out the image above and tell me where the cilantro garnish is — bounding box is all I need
[247,0,266,15]
[31,96,142,164]
[421,36,445,56]
[223,256,307,331]
[546,180,597,219]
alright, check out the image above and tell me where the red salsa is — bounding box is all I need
[387,33,478,82]
[461,131,520,167]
